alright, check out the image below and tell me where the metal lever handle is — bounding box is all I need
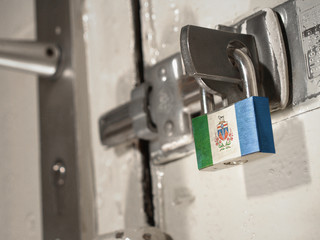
[0,40,60,77]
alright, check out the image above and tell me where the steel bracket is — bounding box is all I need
[219,8,289,111]
[180,8,289,112]
[99,53,200,164]
[147,54,197,164]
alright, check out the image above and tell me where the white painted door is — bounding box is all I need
[83,0,147,236]
[0,1,42,239]
[140,0,320,239]
[2,1,320,239]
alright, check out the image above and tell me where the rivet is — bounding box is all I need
[164,120,174,136]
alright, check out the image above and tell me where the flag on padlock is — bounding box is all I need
[192,96,275,170]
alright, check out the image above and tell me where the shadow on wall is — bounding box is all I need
[243,117,311,197]
[116,71,136,106]
[124,149,146,229]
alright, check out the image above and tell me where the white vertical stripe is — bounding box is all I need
[207,105,241,164]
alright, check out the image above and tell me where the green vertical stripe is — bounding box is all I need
[192,114,213,170]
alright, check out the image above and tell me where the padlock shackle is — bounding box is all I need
[228,47,258,98]
[200,88,214,114]
[197,45,259,115]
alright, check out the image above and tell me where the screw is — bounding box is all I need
[52,160,66,186]
[115,232,124,238]
[164,120,174,136]
[143,233,152,240]
[55,26,62,35]
[159,68,167,81]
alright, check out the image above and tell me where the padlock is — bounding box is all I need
[180,25,276,170]
[192,96,275,170]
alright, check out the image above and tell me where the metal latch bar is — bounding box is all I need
[99,54,200,164]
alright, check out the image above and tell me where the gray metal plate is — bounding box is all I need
[275,0,320,105]
[219,8,289,111]
[146,54,195,164]
[36,0,93,239]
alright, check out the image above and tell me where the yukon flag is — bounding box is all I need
[192,97,275,171]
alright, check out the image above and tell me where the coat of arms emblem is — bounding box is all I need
[215,116,233,151]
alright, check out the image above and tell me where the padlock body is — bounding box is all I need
[192,97,275,170]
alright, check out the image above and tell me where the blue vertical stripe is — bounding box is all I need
[235,97,275,156]
[253,97,275,153]
[235,97,260,156]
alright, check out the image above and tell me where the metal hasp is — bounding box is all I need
[99,53,200,164]
[189,33,276,170]
[36,0,95,239]
[274,0,320,106]
[180,8,289,112]
[99,8,290,165]
[0,40,60,77]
